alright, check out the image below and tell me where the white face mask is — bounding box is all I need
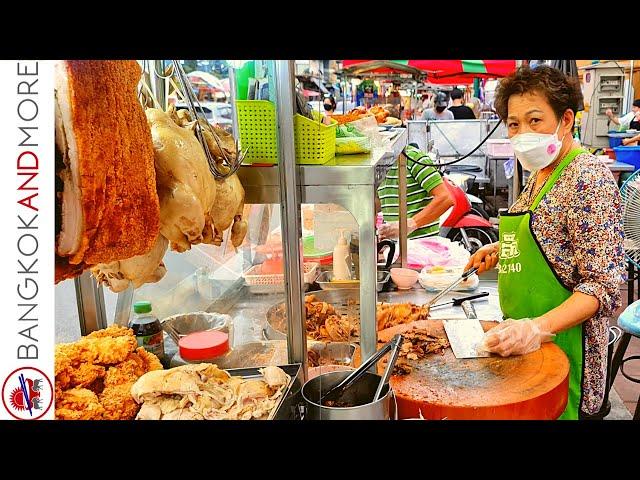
[510,119,565,172]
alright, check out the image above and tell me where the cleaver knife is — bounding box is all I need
[443,283,490,358]
[443,319,490,359]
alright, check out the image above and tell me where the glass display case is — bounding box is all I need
[55,59,409,389]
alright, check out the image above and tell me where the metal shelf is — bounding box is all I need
[238,129,407,199]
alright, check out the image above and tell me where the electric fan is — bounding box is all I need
[621,170,640,269]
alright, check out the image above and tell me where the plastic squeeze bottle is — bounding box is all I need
[332,229,352,280]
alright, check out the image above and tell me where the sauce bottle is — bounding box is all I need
[129,301,165,360]
[332,228,352,280]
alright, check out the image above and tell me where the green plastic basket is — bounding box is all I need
[236,100,278,165]
[294,112,337,165]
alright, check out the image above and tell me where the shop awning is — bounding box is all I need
[342,60,517,84]
[340,60,426,79]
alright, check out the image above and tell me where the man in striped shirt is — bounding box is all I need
[377,143,454,240]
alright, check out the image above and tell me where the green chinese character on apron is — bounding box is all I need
[498,148,585,420]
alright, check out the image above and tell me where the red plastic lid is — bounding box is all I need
[178,330,229,361]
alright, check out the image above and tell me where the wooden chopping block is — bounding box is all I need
[355,319,569,420]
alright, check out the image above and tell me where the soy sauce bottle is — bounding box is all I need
[130,301,164,360]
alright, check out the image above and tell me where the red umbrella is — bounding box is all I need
[342,60,516,84]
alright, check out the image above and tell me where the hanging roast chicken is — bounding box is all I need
[54,60,163,284]
[55,60,248,293]
[145,107,247,253]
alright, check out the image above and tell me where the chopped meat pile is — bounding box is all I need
[392,363,413,376]
[304,295,357,342]
[131,364,289,420]
[376,302,430,331]
[307,349,321,367]
[390,329,450,376]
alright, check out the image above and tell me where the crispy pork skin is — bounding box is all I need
[55,60,160,282]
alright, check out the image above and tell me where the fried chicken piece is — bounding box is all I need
[54,326,164,420]
[104,348,163,387]
[135,346,164,372]
[85,324,134,339]
[54,351,73,390]
[57,335,137,366]
[99,383,140,420]
[55,388,106,420]
[68,363,106,389]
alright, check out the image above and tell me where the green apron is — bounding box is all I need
[498,148,585,420]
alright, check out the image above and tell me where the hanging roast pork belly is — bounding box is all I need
[54,60,161,283]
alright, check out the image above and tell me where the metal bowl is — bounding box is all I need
[161,311,231,345]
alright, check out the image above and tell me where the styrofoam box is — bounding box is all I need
[487,139,514,157]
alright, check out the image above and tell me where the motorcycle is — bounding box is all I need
[445,171,491,221]
[440,176,497,253]
[428,142,497,253]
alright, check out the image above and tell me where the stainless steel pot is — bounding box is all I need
[302,370,395,420]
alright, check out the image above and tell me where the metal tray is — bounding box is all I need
[316,270,390,292]
[265,289,361,341]
[224,363,302,420]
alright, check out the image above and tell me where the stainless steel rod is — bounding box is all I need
[398,150,408,268]
[75,271,108,336]
[274,60,307,380]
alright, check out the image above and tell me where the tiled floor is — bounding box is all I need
[611,280,640,419]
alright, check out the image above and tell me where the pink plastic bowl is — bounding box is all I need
[390,268,419,290]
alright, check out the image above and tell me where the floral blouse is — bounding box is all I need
[509,151,626,416]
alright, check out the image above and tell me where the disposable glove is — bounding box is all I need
[378,218,417,240]
[480,318,555,357]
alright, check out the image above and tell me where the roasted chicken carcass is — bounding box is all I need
[90,234,168,293]
[211,174,246,247]
[166,107,248,248]
[146,108,217,253]
[54,60,160,283]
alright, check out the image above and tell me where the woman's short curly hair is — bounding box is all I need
[494,65,583,123]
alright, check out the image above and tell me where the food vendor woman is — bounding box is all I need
[466,65,626,419]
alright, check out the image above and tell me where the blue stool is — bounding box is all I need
[610,300,640,421]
